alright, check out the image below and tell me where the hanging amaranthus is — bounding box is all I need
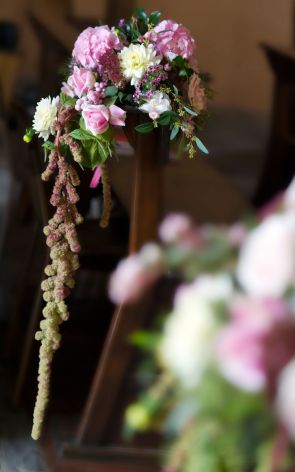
[31,107,83,440]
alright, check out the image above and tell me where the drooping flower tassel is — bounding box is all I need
[100,163,112,229]
[31,115,83,440]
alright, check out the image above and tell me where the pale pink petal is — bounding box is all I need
[109,105,126,126]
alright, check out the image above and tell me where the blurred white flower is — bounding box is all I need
[277,358,295,439]
[285,177,295,212]
[158,275,233,388]
[33,96,59,141]
[237,214,295,297]
[139,91,171,120]
[119,43,161,85]
[193,274,233,302]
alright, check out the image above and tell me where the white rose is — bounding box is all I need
[237,214,295,297]
[139,91,171,120]
[118,43,161,86]
[276,359,295,439]
[33,96,59,141]
[158,275,232,388]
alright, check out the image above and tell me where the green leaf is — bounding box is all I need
[179,68,188,77]
[135,7,148,21]
[42,141,56,150]
[149,11,161,26]
[129,331,160,352]
[173,84,179,96]
[158,114,171,126]
[135,121,154,133]
[118,91,124,102]
[170,125,180,140]
[81,137,110,169]
[105,85,118,97]
[173,56,186,68]
[25,127,35,138]
[79,117,86,130]
[196,137,209,154]
[104,95,117,107]
[69,128,94,141]
[184,106,198,117]
[60,93,76,107]
[125,94,133,103]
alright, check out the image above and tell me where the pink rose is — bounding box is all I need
[82,104,110,135]
[109,105,126,126]
[146,20,196,60]
[72,26,122,69]
[66,66,96,98]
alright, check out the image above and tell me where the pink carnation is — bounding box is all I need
[65,66,96,98]
[72,26,122,69]
[146,20,196,61]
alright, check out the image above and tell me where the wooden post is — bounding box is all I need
[71,116,165,467]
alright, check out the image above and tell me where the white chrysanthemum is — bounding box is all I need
[158,275,233,388]
[33,96,59,141]
[118,43,161,85]
[139,91,171,120]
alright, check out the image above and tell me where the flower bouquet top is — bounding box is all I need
[26,8,210,168]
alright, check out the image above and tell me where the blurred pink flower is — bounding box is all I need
[237,214,295,297]
[146,20,195,60]
[82,104,110,135]
[231,296,288,330]
[109,244,163,305]
[90,166,101,188]
[228,223,247,247]
[72,26,122,69]
[158,213,201,247]
[109,104,126,126]
[216,321,267,391]
[66,66,96,98]
[217,296,290,392]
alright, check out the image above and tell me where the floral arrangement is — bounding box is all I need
[108,180,295,471]
[23,9,209,440]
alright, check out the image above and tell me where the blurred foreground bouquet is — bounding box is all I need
[24,8,210,440]
[110,181,295,471]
